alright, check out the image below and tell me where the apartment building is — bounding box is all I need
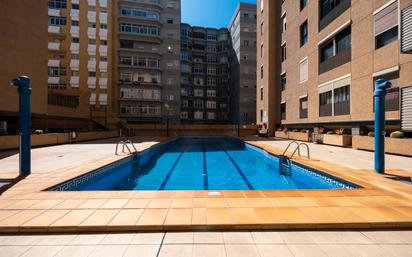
[114,0,181,124]
[180,24,232,124]
[257,0,412,136]
[0,0,48,134]
[229,2,257,125]
[47,0,113,129]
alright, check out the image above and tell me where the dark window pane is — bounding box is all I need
[376,26,398,49]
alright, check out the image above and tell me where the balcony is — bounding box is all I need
[99,61,108,70]
[319,49,351,74]
[70,76,79,85]
[48,77,60,84]
[99,13,108,23]
[70,9,79,20]
[99,45,108,54]
[334,101,350,116]
[48,42,60,50]
[48,26,61,34]
[88,0,96,7]
[88,44,97,54]
[319,103,333,117]
[319,0,351,31]
[70,59,79,68]
[87,60,97,70]
[88,77,97,88]
[87,11,97,22]
[48,59,60,66]
[48,93,80,109]
[88,28,96,38]
[99,93,108,105]
[70,43,80,52]
[99,29,108,38]
[70,26,80,35]
[90,93,96,105]
[99,0,108,7]
[48,9,60,16]
[99,78,108,88]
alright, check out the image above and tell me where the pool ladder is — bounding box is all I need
[115,140,138,155]
[280,141,310,176]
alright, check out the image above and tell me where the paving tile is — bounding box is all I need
[379,244,412,257]
[164,208,192,226]
[223,231,254,244]
[136,209,168,227]
[257,245,294,257]
[158,244,192,257]
[88,245,128,257]
[100,233,135,245]
[19,245,63,257]
[52,199,86,209]
[36,234,77,245]
[345,244,389,257]
[226,198,249,208]
[54,245,96,257]
[124,199,150,209]
[279,231,316,244]
[288,245,329,257]
[193,244,226,257]
[77,199,108,209]
[0,210,45,227]
[225,244,260,257]
[0,210,20,222]
[254,208,288,225]
[147,199,172,209]
[319,245,359,257]
[108,209,144,226]
[193,232,224,244]
[171,199,193,208]
[163,232,193,244]
[205,198,228,208]
[100,199,129,209]
[1,235,46,246]
[123,245,160,257]
[80,209,119,227]
[251,231,284,244]
[28,200,63,209]
[206,208,233,225]
[23,209,70,227]
[0,246,31,257]
[305,231,373,244]
[245,198,273,207]
[131,233,164,244]
[69,234,106,245]
[362,230,412,244]
[51,209,94,227]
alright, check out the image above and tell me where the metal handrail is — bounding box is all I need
[124,140,138,153]
[282,141,300,157]
[115,140,137,155]
[298,143,310,159]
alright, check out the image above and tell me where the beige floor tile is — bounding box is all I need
[379,244,412,257]
[36,234,77,245]
[136,209,168,226]
[0,210,45,227]
[131,233,164,244]
[123,245,160,257]
[305,231,373,244]
[52,200,86,209]
[251,231,284,244]
[124,199,150,209]
[108,209,143,226]
[257,245,294,257]
[51,209,94,227]
[19,245,63,257]
[223,232,254,244]
[80,209,119,227]
[54,245,96,257]
[193,232,224,244]
[319,245,359,257]
[279,231,316,244]
[164,208,192,225]
[225,244,260,257]
[88,245,128,257]
[193,244,226,257]
[100,199,129,209]
[230,208,259,224]
[0,210,20,222]
[362,230,412,244]
[69,234,106,245]
[100,233,135,245]
[23,210,70,227]
[345,244,389,257]
[147,199,172,209]
[163,232,194,244]
[1,235,46,246]
[158,244,192,257]
[77,199,108,209]
[28,200,63,209]
[0,246,31,257]
[288,245,328,257]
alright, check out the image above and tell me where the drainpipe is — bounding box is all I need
[374,78,390,174]
[11,76,32,177]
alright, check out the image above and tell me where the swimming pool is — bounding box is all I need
[50,137,359,191]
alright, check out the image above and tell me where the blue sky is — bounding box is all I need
[181,0,257,28]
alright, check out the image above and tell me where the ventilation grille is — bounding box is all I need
[401,86,412,132]
[401,5,412,53]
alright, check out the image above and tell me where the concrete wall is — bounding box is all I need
[0,131,119,151]
[128,124,258,137]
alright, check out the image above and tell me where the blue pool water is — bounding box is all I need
[50,137,358,191]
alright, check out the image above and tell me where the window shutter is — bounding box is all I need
[374,1,399,36]
[401,86,412,132]
[299,58,308,83]
[401,5,412,53]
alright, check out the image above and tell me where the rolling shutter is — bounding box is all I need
[401,86,412,132]
[375,1,398,36]
[299,58,308,83]
[401,5,412,53]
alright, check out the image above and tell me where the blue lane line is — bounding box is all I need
[220,143,255,190]
[202,142,209,190]
[158,151,185,190]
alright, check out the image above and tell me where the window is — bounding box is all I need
[72,20,79,26]
[100,40,107,46]
[319,76,351,116]
[300,96,308,119]
[281,73,287,91]
[374,71,400,111]
[281,43,286,62]
[260,22,264,35]
[119,23,160,36]
[281,102,286,120]
[72,3,79,10]
[48,67,66,77]
[319,0,351,30]
[319,91,333,117]
[321,0,342,19]
[88,71,96,77]
[282,15,286,33]
[100,24,107,29]
[319,26,351,73]
[244,40,249,46]
[48,0,67,9]
[260,66,264,79]
[300,0,308,10]
[120,7,160,21]
[49,16,67,26]
[260,88,263,100]
[260,44,263,57]
[167,18,173,24]
[300,20,308,46]
[299,58,308,83]
[71,37,79,43]
[374,1,399,49]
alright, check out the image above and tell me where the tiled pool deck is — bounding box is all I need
[0,137,411,233]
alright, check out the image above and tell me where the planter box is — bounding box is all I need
[275,131,289,139]
[288,132,310,142]
[352,136,412,157]
[323,134,352,147]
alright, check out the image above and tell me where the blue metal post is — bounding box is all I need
[11,76,32,177]
[374,78,390,174]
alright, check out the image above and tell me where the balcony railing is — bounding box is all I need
[319,49,351,74]
[319,0,351,31]
[334,101,350,116]
[48,93,80,109]
[319,103,333,117]
[385,89,400,111]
